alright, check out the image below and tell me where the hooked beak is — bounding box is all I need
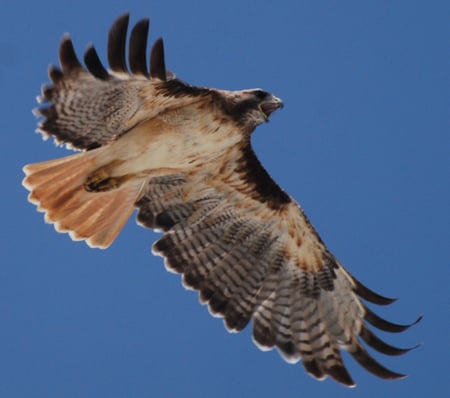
[260,95,283,120]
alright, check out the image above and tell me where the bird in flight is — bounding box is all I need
[23,14,419,387]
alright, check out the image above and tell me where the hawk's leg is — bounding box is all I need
[84,160,132,192]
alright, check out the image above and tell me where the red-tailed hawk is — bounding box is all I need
[22,14,419,387]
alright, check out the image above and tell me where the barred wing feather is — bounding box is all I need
[135,152,419,387]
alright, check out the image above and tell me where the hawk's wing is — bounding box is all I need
[35,14,208,150]
[135,143,419,387]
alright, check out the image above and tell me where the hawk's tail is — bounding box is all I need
[22,152,143,249]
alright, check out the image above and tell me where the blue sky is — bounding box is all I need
[1,1,448,397]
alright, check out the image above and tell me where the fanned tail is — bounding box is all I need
[23,152,143,248]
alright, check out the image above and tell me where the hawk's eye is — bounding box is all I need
[254,90,268,100]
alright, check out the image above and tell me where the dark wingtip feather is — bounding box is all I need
[150,37,167,81]
[208,292,228,315]
[350,343,407,380]
[360,325,417,356]
[302,360,325,380]
[84,45,109,79]
[327,365,355,387]
[34,105,55,119]
[183,269,203,290]
[353,277,397,305]
[224,306,251,332]
[59,35,83,74]
[108,13,130,73]
[129,18,149,76]
[38,84,53,103]
[252,323,275,349]
[153,236,174,259]
[365,306,422,333]
[302,350,355,386]
[199,283,214,302]
[40,106,54,118]
[276,341,298,360]
[48,65,63,83]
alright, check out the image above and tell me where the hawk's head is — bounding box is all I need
[219,89,283,132]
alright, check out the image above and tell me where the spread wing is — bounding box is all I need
[135,143,420,387]
[35,13,209,150]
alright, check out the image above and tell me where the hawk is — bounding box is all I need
[23,14,419,387]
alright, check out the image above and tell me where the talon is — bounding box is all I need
[83,160,126,192]
[84,170,110,191]
[84,177,112,192]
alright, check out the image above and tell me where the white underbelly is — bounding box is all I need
[96,117,240,178]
